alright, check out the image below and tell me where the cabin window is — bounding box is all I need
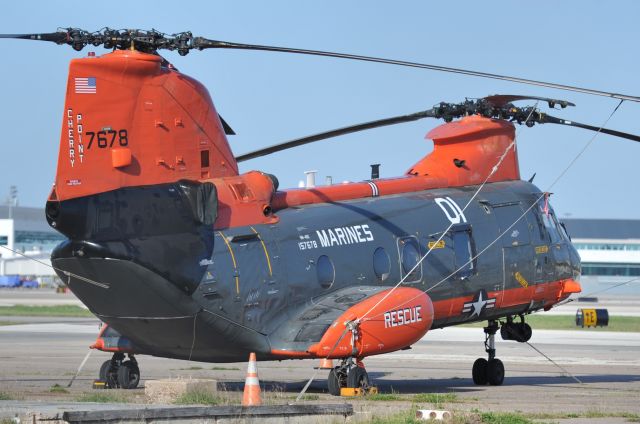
[451,224,475,279]
[398,236,422,283]
[492,203,531,246]
[316,255,335,289]
[200,150,210,168]
[373,247,391,281]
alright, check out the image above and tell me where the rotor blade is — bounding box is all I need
[235,109,436,162]
[0,32,68,44]
[193,38,640,103]
[484,95,575,109]
[540,113,640,142]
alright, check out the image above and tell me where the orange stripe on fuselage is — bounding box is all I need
[271,278,580,360]
[431,278,580,324]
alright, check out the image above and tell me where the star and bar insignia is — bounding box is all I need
[462,289,496,318]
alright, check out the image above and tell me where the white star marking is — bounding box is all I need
[470,291,488,318]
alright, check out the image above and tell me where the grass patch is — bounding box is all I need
[0,305,93,317]
[530,411,640,421]
[174,390,222,405]
[366,393,403,401]
[481,411,539,424]
[210,366,240,371]
[480,411,536,424]
[181,366,203,370]
[348,391,461,403]
[0,391,12,400]
[75,392,129,403]
[413,392,459,404]
[462,314,640,332]
[284,394,320,401]
[0,321,18,326]
[49,384,69,394]
[367,406,422,424]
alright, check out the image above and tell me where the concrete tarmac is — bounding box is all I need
[0,319,639,422]
[1,289,639,421]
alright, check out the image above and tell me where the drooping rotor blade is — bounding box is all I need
[4,29,640,103]
[483,95,575,109]
[193,38,640,103]
[235,109,437,162]
[539,113,640,142]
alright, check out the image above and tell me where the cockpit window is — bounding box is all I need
[538,198,561,243]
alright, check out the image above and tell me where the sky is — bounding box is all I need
[0,1,638,219]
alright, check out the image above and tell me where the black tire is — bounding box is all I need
[346,366,369,389]
[117,361,140,389]
[99,360,119,388]
[472,358,488,385]
[327,368,341,396]
[520,323,532,342]
[99,360,111,381]
[487,358,505,386]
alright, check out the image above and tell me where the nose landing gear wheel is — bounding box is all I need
[472,320,505,386]
[487,358,504,386]
[472,358,488,385]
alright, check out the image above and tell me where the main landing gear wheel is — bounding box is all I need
[472,320,504,386]
[99,360,118,388]
[97,353,140,389]
[327,366,346,396]
[327,358,368,395]
[347,366,370,389]
[117,360,141,389]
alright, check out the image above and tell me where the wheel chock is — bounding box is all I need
[92,379,107,389]
[340,386,378,397]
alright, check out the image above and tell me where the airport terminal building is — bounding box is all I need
[564,219,640,295]
[0,205,64,278]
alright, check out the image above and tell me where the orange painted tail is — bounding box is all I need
[51,50,238,203]
[242,352,262,406]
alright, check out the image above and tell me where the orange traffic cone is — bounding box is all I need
[318,358,334,369]
[242,352,262,406]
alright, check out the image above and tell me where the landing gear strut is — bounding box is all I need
[472,320,504,386]
[326,319,370,396]
[98,353,140,389]
[327,357,370,396]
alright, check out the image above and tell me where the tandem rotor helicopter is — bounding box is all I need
[2,28,639,394]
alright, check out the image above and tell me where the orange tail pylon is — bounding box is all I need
[242,352,262,406]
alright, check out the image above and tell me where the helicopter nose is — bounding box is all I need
[562,278,582,296]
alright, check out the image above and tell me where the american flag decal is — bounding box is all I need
[74,77,97,94]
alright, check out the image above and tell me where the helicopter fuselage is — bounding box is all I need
[50,178,580,362]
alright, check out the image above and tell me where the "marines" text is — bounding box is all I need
[316,224,374,248]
